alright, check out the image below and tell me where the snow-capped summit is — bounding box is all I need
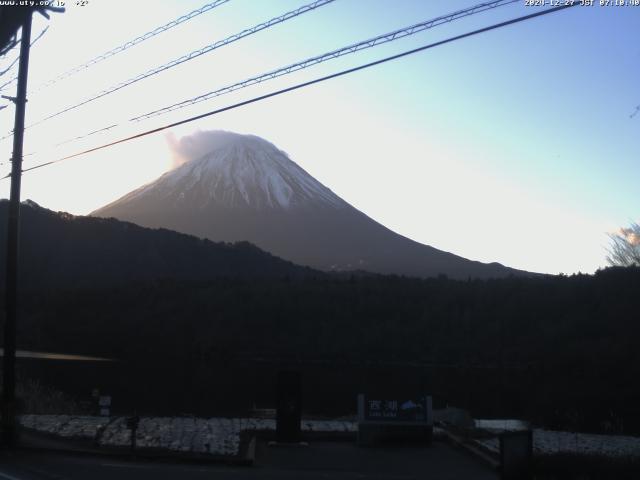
[123,131,343,211]
[93,130,530,279]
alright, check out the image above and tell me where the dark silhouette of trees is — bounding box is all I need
[5,266,640,434]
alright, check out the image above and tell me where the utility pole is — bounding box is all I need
[2,10,33,447]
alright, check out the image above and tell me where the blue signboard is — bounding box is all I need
[359,394,432,424]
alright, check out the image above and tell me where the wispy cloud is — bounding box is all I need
[165,130,242,169]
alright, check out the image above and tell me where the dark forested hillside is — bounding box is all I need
[7,265,640,434]
[0,200,315,289]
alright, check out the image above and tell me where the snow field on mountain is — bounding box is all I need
[118,131,344,211]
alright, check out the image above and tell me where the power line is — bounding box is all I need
[0,75,17,91]
[26,0,231,94]
[55,124,119,147]
[0,57,21,79]
[0,3,62,61]
[3,3,577,180]
[0,35,18,58]
[132,0,519,122]
[20,0,335,134]
[0,26,49,85]
[31,0,519,150]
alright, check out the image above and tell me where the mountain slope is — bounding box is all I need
[0,200,314,290]
[93,131,531,279]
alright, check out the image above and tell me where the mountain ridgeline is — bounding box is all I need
[0,200,313,290]
[92,130,533,279]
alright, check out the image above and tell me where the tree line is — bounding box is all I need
[4,266,640,434]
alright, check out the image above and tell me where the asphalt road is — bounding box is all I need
[0,441,498,480]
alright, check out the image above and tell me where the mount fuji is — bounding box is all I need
[92,131,528,279]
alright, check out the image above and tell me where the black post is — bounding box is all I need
[276,370,302,443]
[2,11,33,447]
[126,413,140,457]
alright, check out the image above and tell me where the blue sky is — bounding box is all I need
[0,0,637,274]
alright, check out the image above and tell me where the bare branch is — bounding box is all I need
[607,222,640,266]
